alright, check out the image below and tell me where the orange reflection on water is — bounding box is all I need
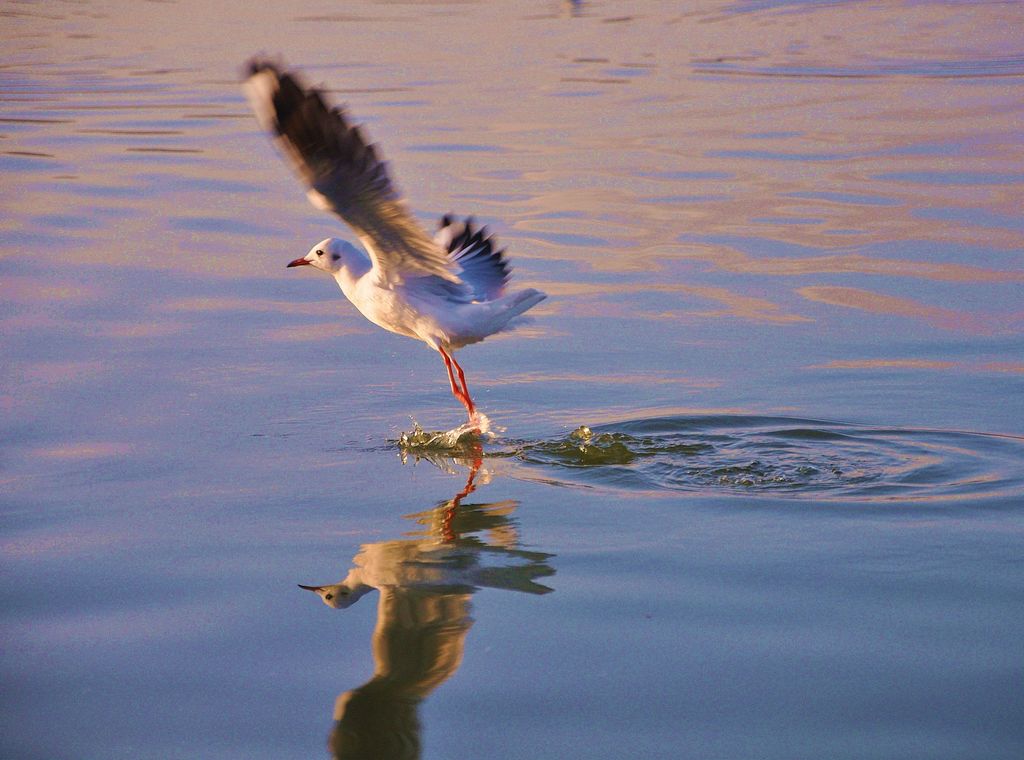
[535,280,810,324]
[485,370,719,389]
[981,362,1024,374]
[809,359,957,371]
[161,296,348,317]
[673,285,812,324]
[13,359,107,385]
[1,527,126,561]
[797,286,995,333]
[256,323,370,343]
[91,321,190,339]
[704,249,1023,283]
[31,441,134,460]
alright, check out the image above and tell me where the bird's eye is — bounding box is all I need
[325,593,333,600]
[316,249,324,256]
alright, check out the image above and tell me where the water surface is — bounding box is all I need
[3,1,1023,758]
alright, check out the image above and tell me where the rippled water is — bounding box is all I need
[480,416,1024,500]
[3,1,1024,758]
[397,414,1024,501]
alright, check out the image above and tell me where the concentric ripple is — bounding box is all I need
[398,416,1024,502]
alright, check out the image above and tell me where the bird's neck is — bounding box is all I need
[332,268,360,301]
[332,246,372,300]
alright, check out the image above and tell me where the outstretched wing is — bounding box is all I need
[435,215,511,301]
[244,60,459,284]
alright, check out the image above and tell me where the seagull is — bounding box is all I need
[243,60,546,427]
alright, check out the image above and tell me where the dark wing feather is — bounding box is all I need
[243,60,458,284]
[435,216,511,301]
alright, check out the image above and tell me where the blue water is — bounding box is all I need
[3,1,1024,758]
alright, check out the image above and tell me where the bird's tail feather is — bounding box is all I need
[503,288,546,318]
[485,288,546,334]
[446,288,544,350]
[453,288,546,348]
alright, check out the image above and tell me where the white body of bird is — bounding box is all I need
[293,237,546,352]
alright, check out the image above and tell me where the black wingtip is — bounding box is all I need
[243,56,285,82]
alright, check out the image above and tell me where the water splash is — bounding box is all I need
[524,424,714,466]
[398,416,1024,503]
[396,414,498,455]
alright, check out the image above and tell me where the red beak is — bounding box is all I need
[287,257,311,268]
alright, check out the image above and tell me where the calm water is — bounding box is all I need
[3,1,1024,757]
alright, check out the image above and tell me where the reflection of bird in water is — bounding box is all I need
[243,61,546,429]
[300,456,554,759]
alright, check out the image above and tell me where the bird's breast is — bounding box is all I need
[345,279,439,343]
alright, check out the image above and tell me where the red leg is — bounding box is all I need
[440,347,461,397]
[439,345,476,419]
[450,354,474,412]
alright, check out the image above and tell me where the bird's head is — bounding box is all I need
[287,237,357,274]
[298,582,373,609]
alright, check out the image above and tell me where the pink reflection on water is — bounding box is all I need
[797,285,1009,334]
